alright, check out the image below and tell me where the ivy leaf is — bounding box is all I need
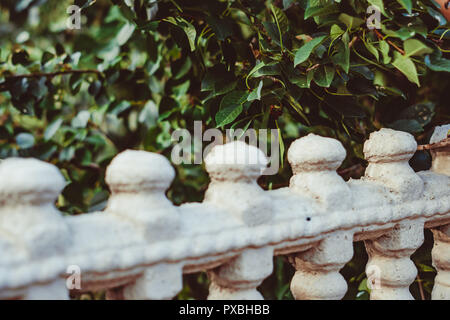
[216,90,249,126]
[290,72,314,88]
[41,51,55,65]
[378,40,391,64]
[389,119,423,133]
[271,5,289,32]
[426,6,448,26]
[304,6,339,19]
[294,35,327,66]
[220,91,249,109]
[347,77,378,96]
[365,41,379,61]
[392,52,420,86]
[72,110,91,128]
[164,17,197,51]
[116,23,135,46]
[248,80,263,101]
[338,13,365,30]
[404,39,433,57]
[313,65,335,87]
[425,51,450,72]
[398,102,435,127]
[330,24,344,41]
[246,61,265,88]
[215,105,244,127]
[331,33,350,73]
[44,118,63,141]
[397,0,413,14]
[16,132,35,149]
[351,66,374,80]
[205,15,233,41]
[367,0,388,17]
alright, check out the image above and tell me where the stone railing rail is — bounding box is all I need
[0,125,449,300]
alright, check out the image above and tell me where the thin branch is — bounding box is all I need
[348,36,359,49]
[417,138,450,150]
[373,29,405,55]
[306,64,320,72]
[416,274,425,300]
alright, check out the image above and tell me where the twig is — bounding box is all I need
[306,64,320,72]
[348,36,359,49]
[416,274,425,300]
[417,138,450,150]
[373,29,405,55]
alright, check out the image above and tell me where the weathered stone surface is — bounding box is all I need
[0,125,449,300]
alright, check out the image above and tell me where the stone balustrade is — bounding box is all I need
[0,124,449,300]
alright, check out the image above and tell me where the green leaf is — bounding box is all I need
[16,132,35,149]
[331,33,350,73]
[41,51,55,65]
[351,66,374,80]
[427,7,448,26]
[44,118,63,141]
[378,40,391,64]
[248,80,263,101]
[398,102,435,127]
[367,0,388,17]
[205,16,233,41]
[304,6,339,19]
[404,39,433,57]
[365,41,379,61]
[290,72,314,88]
[330,24,344,41]
[71,110,91,128]
[116,23,135,46]
[338,13,365,30]
[294,35,327,66]
[425,52,450,72]
[215,105,243,127]
[314,65,335,87]
[418,263,435,272]
[389,119,423,133]
[246,61,265,88]
[392,52,420,86]
[220,91,249,109]
[271,4,289,33]
[164,17,197,51]
[397,0,412,14]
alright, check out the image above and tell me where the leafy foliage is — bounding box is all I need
[1,0,449,299]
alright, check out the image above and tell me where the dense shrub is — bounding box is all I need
[0,0,449,299]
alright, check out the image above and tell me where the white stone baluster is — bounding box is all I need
[204,141,274,300]
[0,158,70,299]
[431,224,450,299]
[103,150,183,300]
[429,124,450,299]
[363,128,425,300]
[287,134,354,300]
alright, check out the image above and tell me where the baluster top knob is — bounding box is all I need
[287,133,346,172]
[0,158,65,205]
[364,128,417,163]
[430,124,450,144]
[106,150,175,193]
[205,141,268,181]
